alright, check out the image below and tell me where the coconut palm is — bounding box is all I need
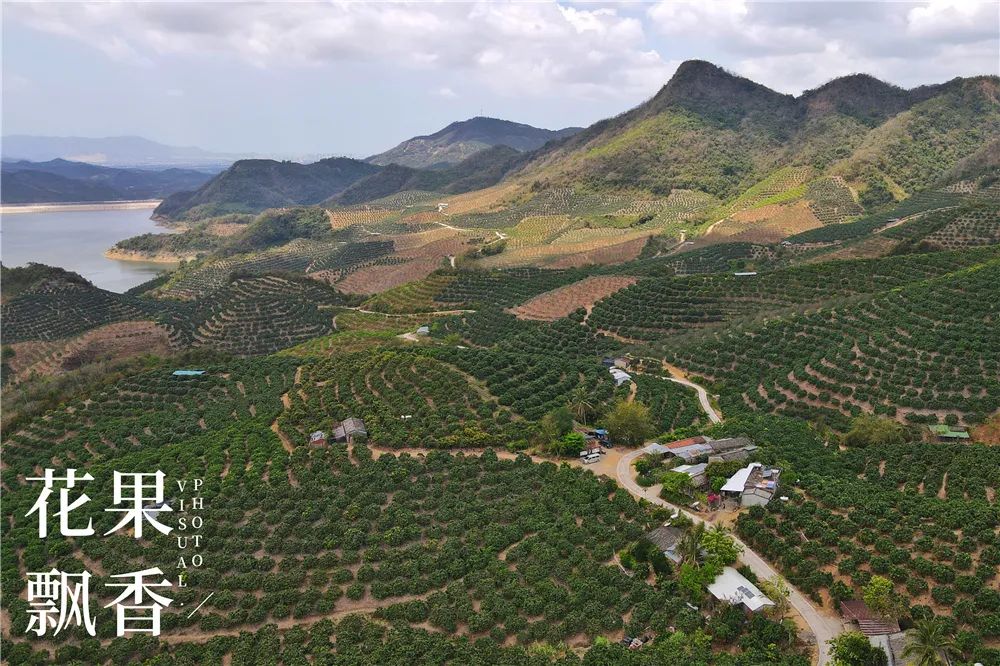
[901,618,959,666]
[566,387,595,425]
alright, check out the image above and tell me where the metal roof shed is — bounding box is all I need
[721,463,762,493]
[707,566,774,612]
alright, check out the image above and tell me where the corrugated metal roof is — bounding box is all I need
[721,463,762,493]
[707,566,774,611]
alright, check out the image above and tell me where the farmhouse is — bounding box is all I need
[660,435,712,462]
[707,567,774,613]
[332,417,368,443]
[645,525,685,564]
[706,436,758,463]
[415,325,431,336]
[928,424,970,441]
[720,462,781,507]
[609,367,632,386]
[309,431,327,447]
[671,463,708,488]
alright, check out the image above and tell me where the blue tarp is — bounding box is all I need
[172,370,206,376]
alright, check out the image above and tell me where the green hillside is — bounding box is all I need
[154,157,379,220]
[519,61,999,210]
[334,145,527,205]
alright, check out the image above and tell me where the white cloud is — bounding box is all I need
[648,0,748,35]
[4,0,996,104]
[436,87,458,99]
[906,0,999,41]
[5,1,674,100]
[646,0,998,93]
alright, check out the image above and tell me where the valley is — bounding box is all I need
[2,60,999,666]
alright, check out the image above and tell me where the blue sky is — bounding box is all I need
[3,1,997,158]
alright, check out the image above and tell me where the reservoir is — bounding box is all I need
[0,204,176,292]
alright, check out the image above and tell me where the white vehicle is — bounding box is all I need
[582,453,601,464]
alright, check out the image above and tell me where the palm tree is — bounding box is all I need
[902,618,960,666]
[566,387,594,425]
[679,522,706,565]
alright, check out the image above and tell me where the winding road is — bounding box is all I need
[615,371,841,664]
[662,374,722,424]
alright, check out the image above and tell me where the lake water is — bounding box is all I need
[1,206,177,292]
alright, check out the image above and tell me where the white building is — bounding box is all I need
[609,367,632,386]
[707,566,774,613]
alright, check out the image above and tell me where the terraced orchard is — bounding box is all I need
[882,202,1000,251]
[156,239,393,300]
[277,350,520,449]
[720,417,1000,661]
[785,190,966,245]
[1,358,294,475]
[588,247,998,341]
[4,320,175,382]
[632,373,705,433]
[919,204,1000,250]
[806,177,863,225]
[4,410,809,665]
[667,258,1000,428]
[1,278,170,344]
[185,276,346,356]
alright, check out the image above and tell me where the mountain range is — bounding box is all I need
[0,159,214,204]
[154,118,575,219]
[151,61,999,221]
[0,135,243,169]
[522,60,998,199]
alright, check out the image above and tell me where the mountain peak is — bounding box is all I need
[802,73,914,124]
[367,117,581,169]
[647,59,796,123]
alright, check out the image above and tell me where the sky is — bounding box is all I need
[2,1,998,159]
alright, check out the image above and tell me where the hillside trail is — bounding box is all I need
[343,306,477,317]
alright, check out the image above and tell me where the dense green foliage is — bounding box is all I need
[591,247,996,341]
[0,263,90,300]
[154,157,380,220]
[711,416,1000,664]
[667,255,1000,427]
[632,374,703,433]
[335,146,527,205]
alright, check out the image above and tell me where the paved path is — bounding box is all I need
[668,376,721,423]
[615,448,841,664]
[638,371,723,424]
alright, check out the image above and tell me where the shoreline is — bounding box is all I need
[0,199,162,215]
[103,248,189,264]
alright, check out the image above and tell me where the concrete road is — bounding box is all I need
[616,448,842,665]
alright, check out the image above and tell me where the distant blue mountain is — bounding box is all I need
[1,158,215,204]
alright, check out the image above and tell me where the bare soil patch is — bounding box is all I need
[6,321,174,382]
[509,275,637,321]
[704,201,822,244]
